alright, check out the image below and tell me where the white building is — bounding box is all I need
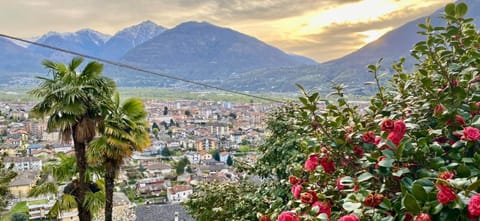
[184,152,200,164]
[219,152,231,164]
[167,185,193,202]
[5,157,43,171]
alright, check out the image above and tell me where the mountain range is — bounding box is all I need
[226,0,480,95]
[0,0,478,95]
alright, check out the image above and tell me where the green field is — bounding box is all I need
[0,87,294,103]
[0,201,29,221]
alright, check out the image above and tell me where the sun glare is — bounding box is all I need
[298,0,403,35]
[361,28,392,44]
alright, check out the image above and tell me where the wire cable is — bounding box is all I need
[0,33,285,103]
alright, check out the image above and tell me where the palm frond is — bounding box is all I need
[28,181,58,197]
[84,191,105,215]
[60,194,78,210]
[69,57,84,72]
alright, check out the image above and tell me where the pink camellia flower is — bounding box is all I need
[338,214,360,221]
[304,154,319,172]
[415,213,431,221]
[291,184,302,199]
[381,119,395,132]
[336,177,345,190]
[436,185,457,204]
[438,171,455,180]
[393,120,406,135]
[312,201,331,217]
[468,194,480,216]
[463,127,480,141]
[320,157,335,174]
[277,211,300,221]
[362,131,376,143]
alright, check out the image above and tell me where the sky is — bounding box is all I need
[0,0,453,62]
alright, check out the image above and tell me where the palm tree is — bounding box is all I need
[29,153,105,220]
[30,57,116,221]
[89,93,150,221]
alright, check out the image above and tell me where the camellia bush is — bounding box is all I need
[265,2,480,221]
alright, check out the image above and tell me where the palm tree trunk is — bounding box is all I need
[105,160,116,221]
[74,141,91,221]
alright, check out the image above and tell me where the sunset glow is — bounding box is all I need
[0,0,453,62]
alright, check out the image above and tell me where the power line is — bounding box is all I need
[0,33,285,103]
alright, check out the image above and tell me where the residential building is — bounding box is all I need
[4,156,43,171]
[136,177,167,195]
[167,185,193,202]
[8,170,40,199]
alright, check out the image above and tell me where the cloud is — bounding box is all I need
[0,0,451,62]
[272,1,450,61]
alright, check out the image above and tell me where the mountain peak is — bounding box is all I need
[99,20,166,60]
[174,21,217,30]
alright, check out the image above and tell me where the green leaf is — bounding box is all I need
[357,172,373,183]
[466,179,480,193]
[471,115,480,127]
[317,213,329,221]
[457,164,471,178]
[299,97,309,107]
[455,2,468,18]
[343,202,362,212]
[412,183,428,202]
[402,193,421,214]
[431,203,443,215]
[378,158,394,168]
[452,140,465,149]
[445,3,455,16]
[341,176,353,184]
[392,168,410,177]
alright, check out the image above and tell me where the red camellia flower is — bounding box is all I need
[393,120,406,135]
[381,119,395,132]
[387,132,403,146]
[304,154,319,172]
[312,201,331,217]
[289,175,301,185]
[277,211,300,221]
[353,185,360,192]
[338,214,360,221]
[434,104,445,116]
[436,185,457,204]
[404,213,413,221]
[415,213,431,221]
[463,127,480,141]
[364,193,384,208]
[320,157,335,174]
[353,145,364,158]
[259,215,272,221]
[291,184,303,199]
[438,171,455,180]
[336,177,345,190]
[374,136,382,145]
[362,131,376,143]
[468,194,480,216]
[301,190,318,204]
[456,115,465,125]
